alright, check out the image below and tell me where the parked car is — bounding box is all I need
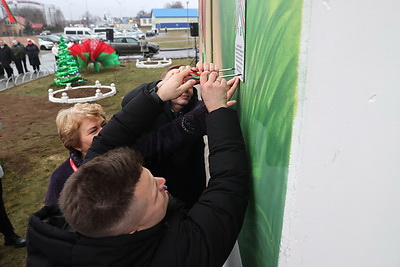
[110,36,159,55]
[38,35,60,43]
[119,31,143,39]
[40,30,51,35]
[38,38,54,50]
[146,30,156,37]
[93,32,107,40]
[60,35,81,43]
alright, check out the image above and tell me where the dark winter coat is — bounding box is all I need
[11,44,26,60]
[0,44,13,65]
[44,152,82,206]
[44,103,207,206]
[122,81,206,207]
[25,43,41,66]
[27,89,249,267]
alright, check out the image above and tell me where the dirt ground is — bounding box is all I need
[0,93,64,153]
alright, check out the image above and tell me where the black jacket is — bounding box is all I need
[25,43,41,65]
[0,44,14,65]
[122,82,206,207]
[27,89,249,267]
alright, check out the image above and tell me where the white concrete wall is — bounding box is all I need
[280,0,400,266]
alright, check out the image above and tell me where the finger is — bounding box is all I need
[226,76,237,87]
[227,77,239,100]
[178,79,196,92]
[209,63,219,73]
[227,100,237,107]
[209,63,215,72]
[208,71,219,82]
[200,71,210,85]
[203,62,210,72]
[227,84,237,100]
[214,64,219,73]
[196,61,203,72]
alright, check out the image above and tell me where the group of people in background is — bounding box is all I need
[0,38,41,80]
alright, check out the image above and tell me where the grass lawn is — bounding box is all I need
[0,58,192,266]
[150,30,198,49]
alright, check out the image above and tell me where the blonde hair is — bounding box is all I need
[56,103,105,151]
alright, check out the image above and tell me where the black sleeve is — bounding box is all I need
[175,108,250,267]
[121,80,161,107]
[85,89,164,161]
[132,103,207,166]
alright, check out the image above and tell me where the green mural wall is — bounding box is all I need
[214,0,303,266]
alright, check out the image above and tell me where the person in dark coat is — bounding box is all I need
[17,41,29,73]
[0,65,4,79]
[26,68,248,267]
[0,164,26,248]
[121,63,222,208]
[0,40,14,79]
[25,39,40,72]
[11,40,25,74]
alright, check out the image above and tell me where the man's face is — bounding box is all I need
[133,168,169,231]
[170,87,194,108]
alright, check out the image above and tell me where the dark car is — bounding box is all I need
[110,36,159,55]
[146,30,156,37]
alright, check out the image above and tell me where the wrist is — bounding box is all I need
[149,86,164,105]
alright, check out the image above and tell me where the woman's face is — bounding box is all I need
[76,117,105,158]
[170,87,194,112]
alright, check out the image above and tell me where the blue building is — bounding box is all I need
[151,8,198,31]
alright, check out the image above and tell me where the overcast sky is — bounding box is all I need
[37,0,198,20]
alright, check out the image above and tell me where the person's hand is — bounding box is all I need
[158,65,191,88]
[195,62,219,74]
[157,68,196,101]
[200,71,229,112]
[226,76,239,107]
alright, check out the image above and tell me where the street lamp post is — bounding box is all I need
[115,0,125,20]
[66,0,73,25]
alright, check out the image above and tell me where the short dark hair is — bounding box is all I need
[59,147,143,237]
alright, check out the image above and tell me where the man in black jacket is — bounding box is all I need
[0,40,14,79]
[27,67,249,267]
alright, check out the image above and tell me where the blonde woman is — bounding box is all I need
[45,103,106,206]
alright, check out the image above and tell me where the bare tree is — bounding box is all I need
[164,1,184,8]
[135,10,151,22]
[17,7,46,24]
[54,9,66,24]
[80,11,95,26]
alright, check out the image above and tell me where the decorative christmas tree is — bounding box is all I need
[54,36,84,85]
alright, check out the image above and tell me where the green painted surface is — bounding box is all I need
[215,0,303,266]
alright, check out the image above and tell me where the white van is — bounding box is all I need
[64,27,93,38]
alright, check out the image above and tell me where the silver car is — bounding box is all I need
[38,38,54,50]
